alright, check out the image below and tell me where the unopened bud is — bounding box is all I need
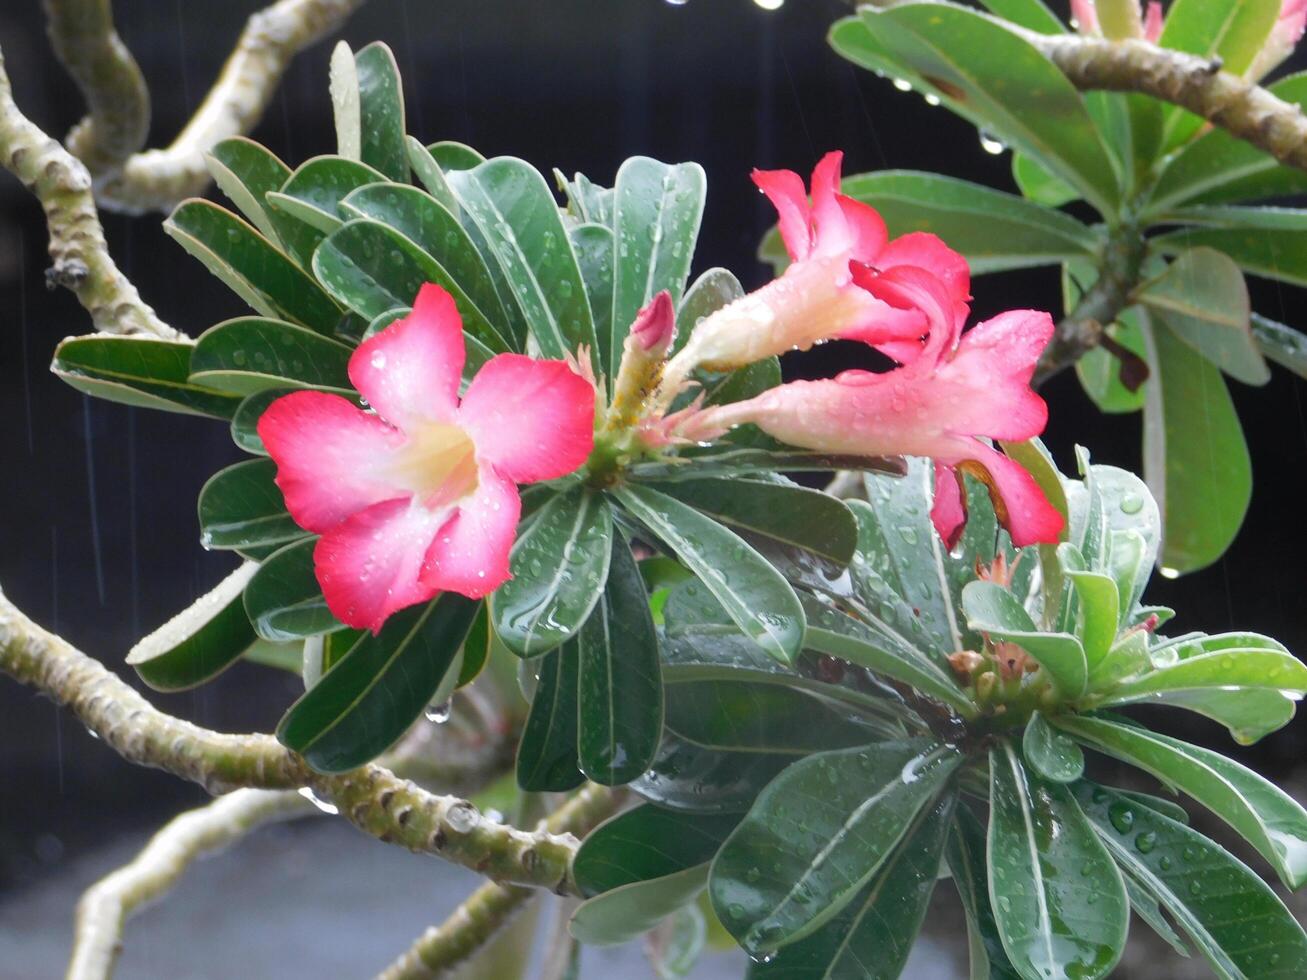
[948,650,984,680]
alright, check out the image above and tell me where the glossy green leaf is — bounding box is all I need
[163,199,340,334]
[977,0,1064,33]
[648,905,707,979]
[339,182,511,349]
[428,140,484,172]
[353,42,407,181]
[204,136,292,245]
[1252,313,1307,378]
[229,386,355,456]
[1075,780,1307,979]
[1137,248,1268,385]
[988,741,1127,980]
[329,42,361,159]
[1054,715,1307,888]
[189,317,353,395]
[242,638,303,675]
[197,458,303,551]
[574,805,740,896]
[266,157,386,237]
[556,169,613,225]
[126,562,257,691]
[491,489,613,657]
[570,223,615,366]
[1122,873,1192,959]
[1140,315,1251,575]
[748,794,955,980]
[651,478,856,566]
[277,593,478,772]
[1011,153,1079,208]
[405,136,459,215]
[1023,711,1085,783]
[963,581,1088,699]
[833,6,1119,214]
[710,738,961,954]
[516,643,585,792]
[614,484,805,664]
[1148,73,1307,211]
[1067,263,1147,415]
[243,537,340,642]
[632,732,794,815]
[312,218,506,353]
[577,535,662,786]
[51,336,240,419]
[629,448,904,484]
[447,157,598,364]
[570,865,707,948]
[609,157,706,378]
[675,268,743,358]
[948,804,1022,980]
[1152,219,1307,289]
[1094,647,1307,710]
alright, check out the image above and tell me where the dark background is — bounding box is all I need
[1,0,1305,947]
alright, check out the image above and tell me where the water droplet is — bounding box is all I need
[1120,493,1144,514]
[979,131,1006,155]
[298,786,339,815]
[425,699,452,724]
[1108,801,1135,834]
[893,77,912,92]
[1135,831,1157,854]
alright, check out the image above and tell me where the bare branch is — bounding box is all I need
[0,45,178,339]
[377,786,623,980]
[0,586,592,894]
[42,0,151,175]
[67,789,315,980]
[92,0,367,213]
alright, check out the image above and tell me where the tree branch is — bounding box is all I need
[42,0,151,176]
[66,789,316,980]
[88,0,367,213]
[376,786,623,980]
[0,586,589,894]
[0,45,178,339]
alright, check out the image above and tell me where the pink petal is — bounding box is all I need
[850,263,960,364]
[314,497,446,632]
[952,442,1065,547]
[931,463,966,549]
[1143,2,1163,42]
[349,283,465,431]
[752,167,813,262]
[808,151,854,259]
[258,390,408,533]
[631,290,676,352]
[935,310,1053,440]
[1071,0,1099,34]
[457,353,596,484]
[421,468,521,599]
[877,232,972,312]
[835,195,889,265]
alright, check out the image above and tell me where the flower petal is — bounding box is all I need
[931,462,966,548]
[457,353,595,484]
[877,232,971,312]
[421,467,521,599]
[314,497,446,632]
[808,151,855,259]
[752,167,813,262]
[258,390,408,532]
[349,283,465,430]
[952,442,1065,547]
[836,194,889,265]
[935,309,1053,440]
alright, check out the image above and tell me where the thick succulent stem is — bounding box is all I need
[0,45,177,338]
[66,789,315,980]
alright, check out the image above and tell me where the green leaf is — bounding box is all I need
[1152,218,1307,289]
[189,317,353,395]
[1065,257,1148,414]
[447,157,598,365]
[675,268,743,354]
[516,643,585,792]
[51,336,240,419]
[1054,715,1307,888]
[628,448,904,484]
[277,593,479,772]
[1122,873,1192,959]
[988,741,1128,980]
[1093,647,1307,714]
[428,140,484,172]
[242,638,303,675]
[977,0,1064,33]
[609,157,706,379]
[1252,313,1307,379]
[312,218,507,354]
[1137,248,1268,386]
[126,562,257,691]
[266,155,389,236]
[614,484,805,664]
[197,458,303,551]
[339,183,511,349]
[570,223,615,368]
[577,535,663,786]
[649,478,856,566]
[1148,73,1307,211]
[832,6,1120,214]
[1023,710,1085,783]
[648,905,707,980]
[329,42,360,160]
[574,804,740,896]
[570,865,707,947]
[948,804,1022,980]
[230,386,354,456]
[748,794,956,980]
[204,137,292,245]
[491,489,613,657]
[1011,154,1079,208]
[1140,314,1251,575]
[710,738,961,954]
[556,169,613,225]
[405,136,460,214]
[163,199,341,334]
[632,732,794,814]
[353,42,407,181]
[243,537,341,642]
[963,581,1088,699]
[1075,780,1307,979]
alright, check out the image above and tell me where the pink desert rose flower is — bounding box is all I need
[659,151,969,394]
[258,284,596,633]
[677,265,1064,548]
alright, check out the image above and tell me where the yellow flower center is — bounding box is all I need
[388,422,479,506]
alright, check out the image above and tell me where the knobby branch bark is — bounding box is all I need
[42,0,151,177]
[82,0,368,213]
[377,786,623,980]
[0,45,178,339]
[66,789,316,980]
[0,586,596,895]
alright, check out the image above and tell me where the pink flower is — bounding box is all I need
[258,284,596,632]
[1072,0,1162,42]
[677,267,1064,548]
[1249,0,1307,78]
[657,151,968,401]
